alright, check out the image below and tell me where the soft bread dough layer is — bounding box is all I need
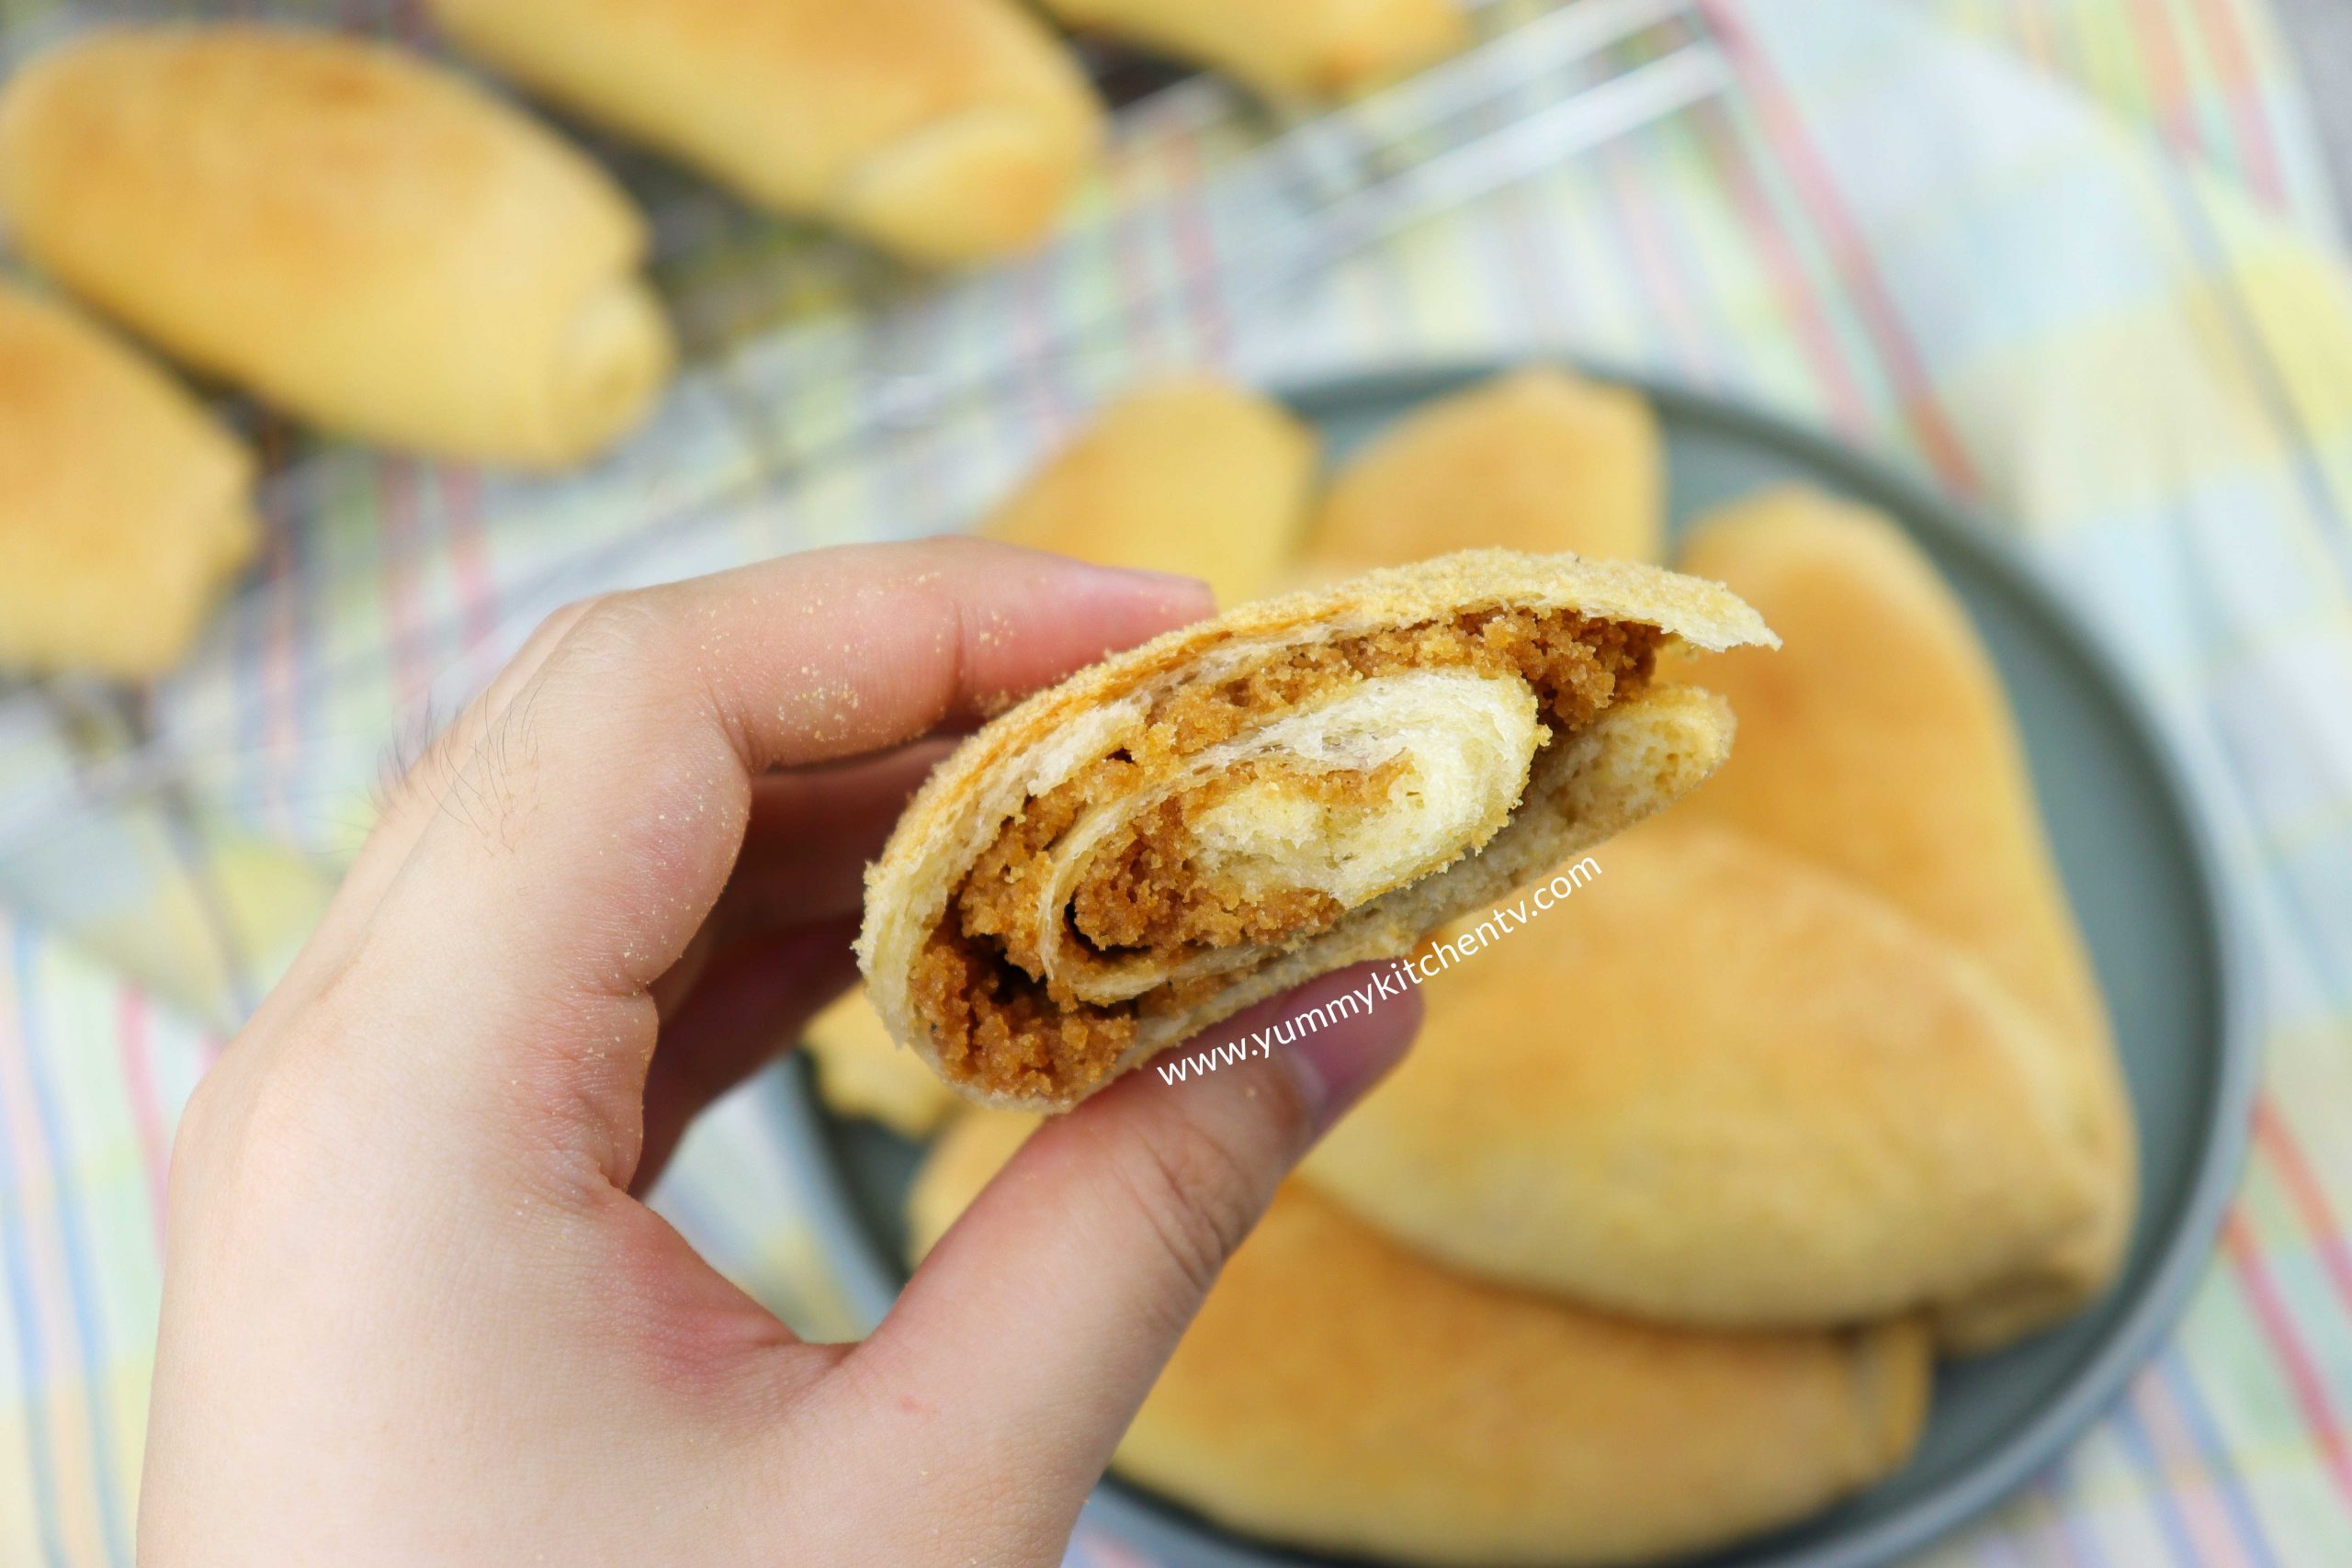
[1302,822,2111,1330]
[859,549,1778,1110]
[1180,671,1543,913]
[909,1111,1931,1568]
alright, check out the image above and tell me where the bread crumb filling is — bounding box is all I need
[912,609,1660,1100]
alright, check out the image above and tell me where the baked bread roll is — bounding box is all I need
[1675,491,2134,1351]
[426,0,1102,265]
[857,550,1777,1110]
[905,1107,1045,1247]
[910,1111,1931,1568]
[1042,0,1468,99]
[0,283,256,679]
[0,27,672,468]
[1303,821,2109,1330]
[985,378,1317,605]
[802,987,959,1138]
[1309,367,1665,568]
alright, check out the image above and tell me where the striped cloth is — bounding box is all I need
[3,0,2350,1563]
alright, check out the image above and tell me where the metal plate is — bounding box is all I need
[766,362,2258,1568]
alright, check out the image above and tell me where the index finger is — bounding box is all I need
[346,539,1207,1177]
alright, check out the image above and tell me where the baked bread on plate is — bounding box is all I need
[910,1109,1929,1568]
[984,378,1317,606]
[801,987,961,1140]
[1302,820,2110,1331]
[1307,367,1666,569]
[1676,491,2134,1350]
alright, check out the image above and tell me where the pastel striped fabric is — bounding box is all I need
[2,1,2349,1564]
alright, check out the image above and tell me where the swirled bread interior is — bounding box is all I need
[862,550,1777,1109]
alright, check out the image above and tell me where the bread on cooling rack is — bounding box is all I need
[428,0,1102,266]
[0,282,254,679]
[0,26,673,468]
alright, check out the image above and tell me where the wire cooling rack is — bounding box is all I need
[0,0,1725,874]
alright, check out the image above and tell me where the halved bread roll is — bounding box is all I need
[858,550,1776,1110]
[1675,491,2134,1351]
[1043,0,1467,100]
[0,26,672,468]
[0,283,255,679]
[1309,367,1666,567]
[910,1111,1931,1568]
[427,0,1102,266]
[984,378,1317,605]
[1303,821,2110,1329]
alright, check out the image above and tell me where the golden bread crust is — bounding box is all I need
[429,0,1101,264]
[0,283,254,677]
[1676,490,2134,1349]
[0,26,671,465]
[1303,821,2113,1331]
[908,1111,1930,1568]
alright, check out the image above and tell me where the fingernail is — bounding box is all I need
[1079,561,1206,590]
[1059,558,1215,605]
[1278,963,1423,1134]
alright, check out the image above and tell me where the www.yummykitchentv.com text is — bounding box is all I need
[1155,855,1602,1085]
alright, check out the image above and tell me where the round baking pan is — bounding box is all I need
[765,361,2258,1568]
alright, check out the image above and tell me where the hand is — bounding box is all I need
[139,540,1422,1566]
